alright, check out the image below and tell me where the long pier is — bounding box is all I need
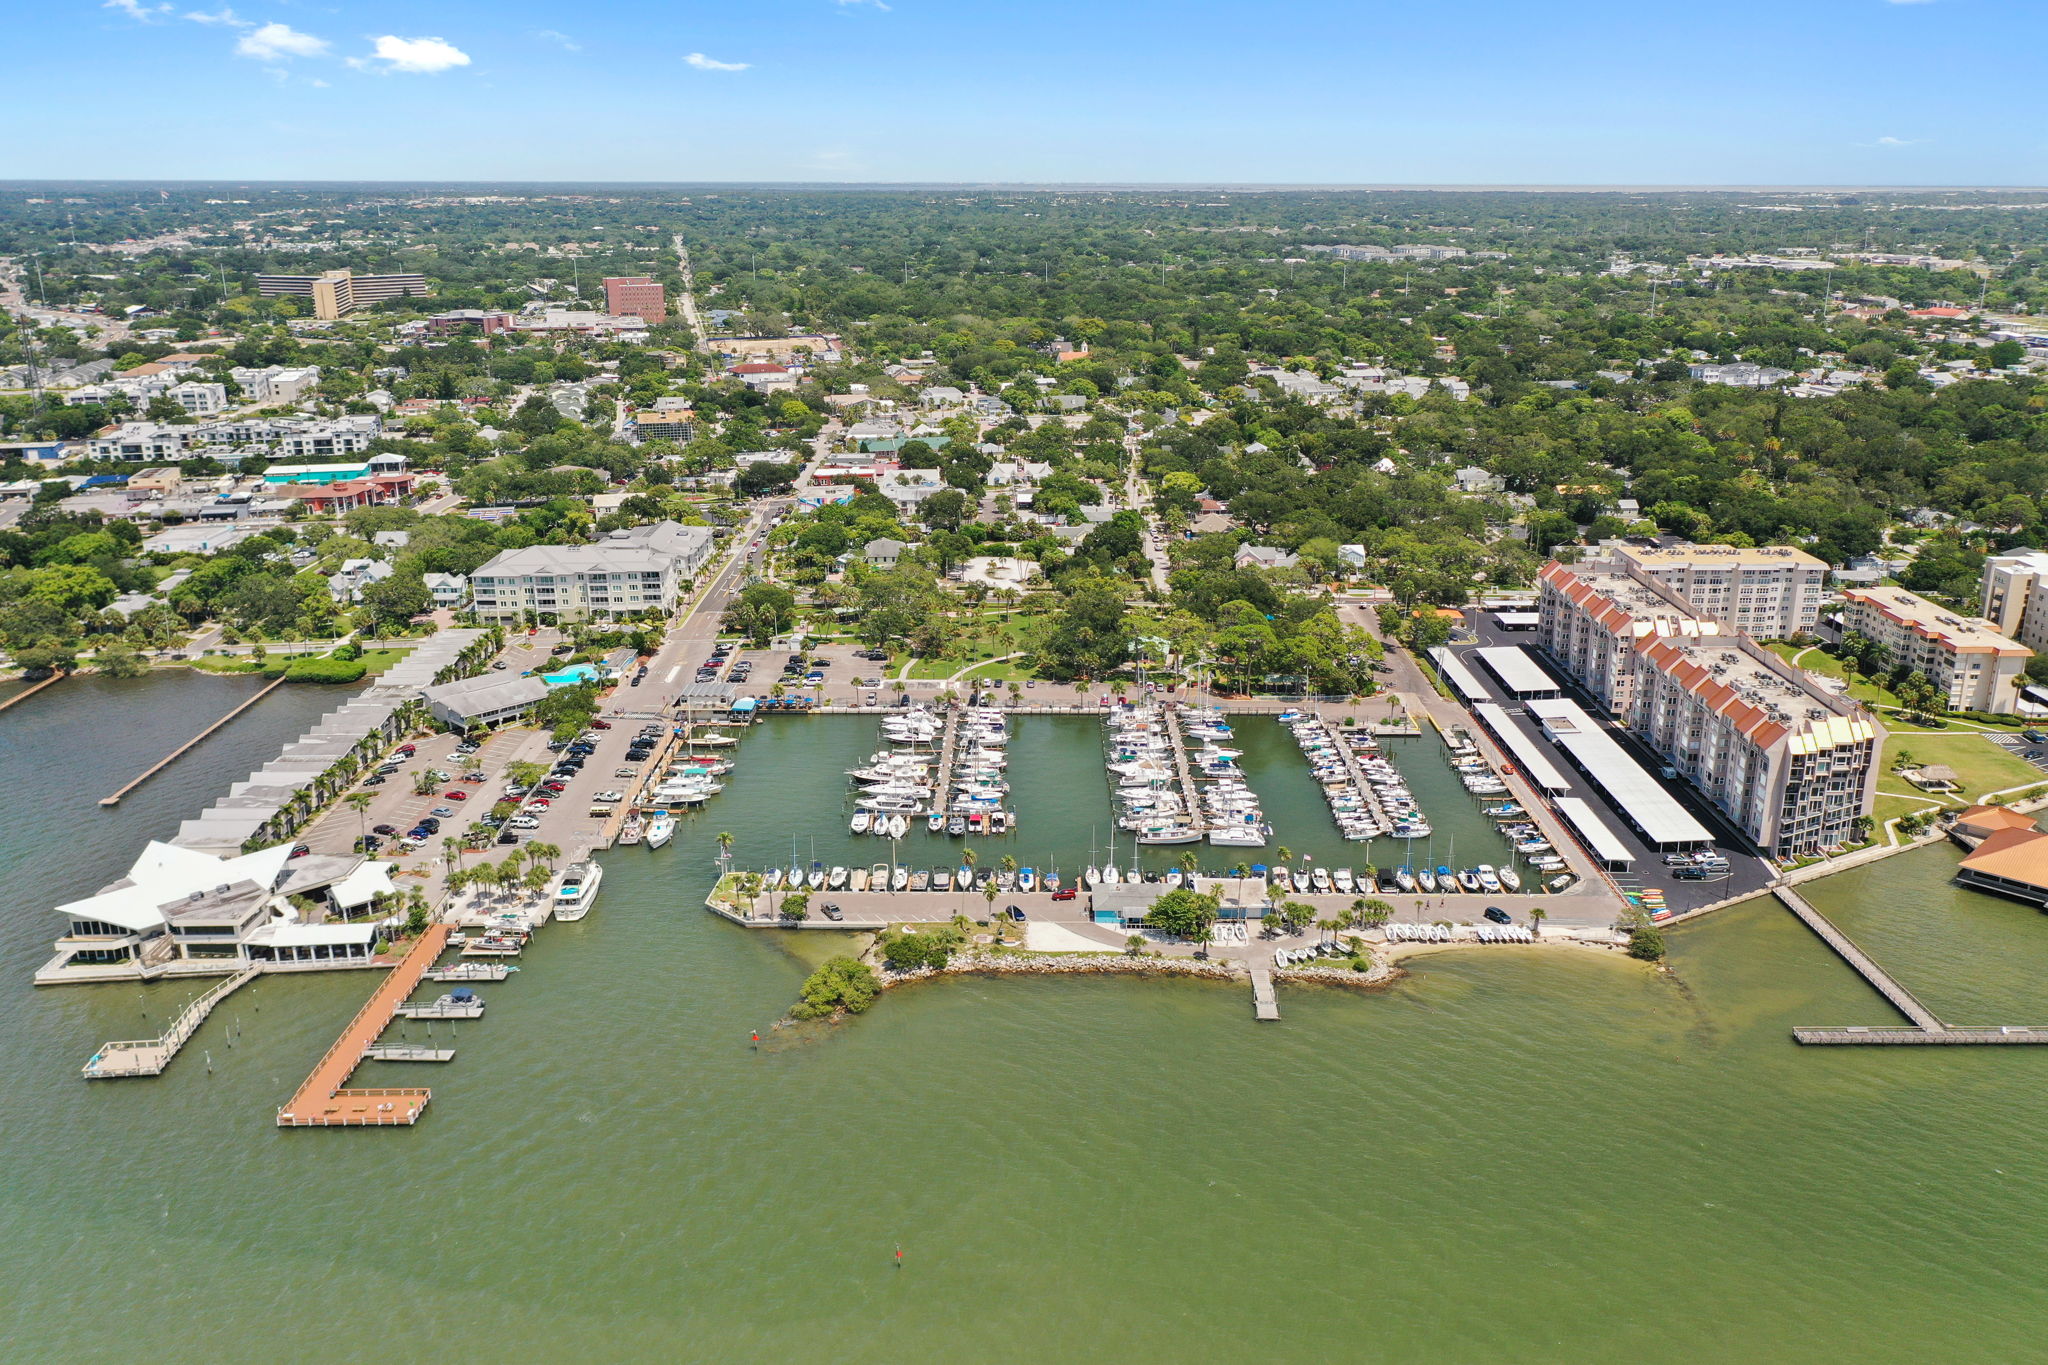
[277,924,450,1127]
[82,966,259,1078]
[0,671,65,714]
[99,675,288,806]
[930,710,960,817]
[1778,886,2048,1045]
[1160,707,1206,833]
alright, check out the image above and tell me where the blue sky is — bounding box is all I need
[13,0,2047,183]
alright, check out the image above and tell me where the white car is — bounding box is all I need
[594,790,625,802]
[509,816,541,830]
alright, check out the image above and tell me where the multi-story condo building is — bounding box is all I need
[256,269,430,320]
[169,381,228,416]
[1836,585,2031,714]
[603,276,667,325]
[1608,542,1826,639]
[1979,549,2048,654]
[230,365,321,404]
[468,522,715,622]
[1537,558,1877,857]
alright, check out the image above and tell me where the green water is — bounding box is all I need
[8,698,2048,1360]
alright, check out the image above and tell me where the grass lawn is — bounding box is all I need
[1876,727,2046,803]
[1766,641,1901,708]
[354,647,410,676]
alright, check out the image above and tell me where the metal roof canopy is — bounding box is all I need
[1473,645,1563,698]
[1525,698,1713,846]
[1471,704,1573,794]
[1490,610,1541,627]
[1427,647,1491,703]
[1553,797,1635,868]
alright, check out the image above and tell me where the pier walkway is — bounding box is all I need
[1777,887,1943,1031]
[1250,965,1280,1020]
[1160,708,1206,834]
[99,675,287,806]
[82,966,259,1078]
[277,924,450,1128]
[1779,887,2048,1044]
[932,711,960,814]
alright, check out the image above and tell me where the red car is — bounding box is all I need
[443,790,469,800]
[528,798,552,809]
[590,720,613,730]
[397,745,417,756]
[1051,888,1077,901]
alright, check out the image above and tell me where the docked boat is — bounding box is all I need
[933,869,953,891]
[891,865,910,892]
[1498,865,1523,892]
[617,812,644,845]
[909,869,930,891]
[1333,867,1355,894]
[850,812,872,835]
[806,863,825,891]
[828,866,849,890]
[1044,871,1062,892]
[1415,867,1438,894]
[849,868,869,892]
[553,862,603,921]
[1394,866,1416,893]
[1312,867,1333,894]
[1457,868,1482,893]
[927,813,946,833]
[1476,865,1502,895]
[644,812,676,849]
[1018,867,1036,893]
[869,862,889,890]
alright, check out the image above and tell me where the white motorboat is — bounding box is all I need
[850,812,873,835]
[1018,867,1036,892]
[553,862,603,921]
[828,866,849,890]
[1334,868,1355,894]
[891,865,910,892]
[1498,866,1523,892]
[644,813,675,848]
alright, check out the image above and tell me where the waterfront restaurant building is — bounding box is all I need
[1956,826,2048,906]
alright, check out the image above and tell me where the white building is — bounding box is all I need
[423,572,470,608]
[1979,549,2048,654]
[88,422,190,462]
[230,365,321,404]
[468,521,715,622]
[1838,585,2031,714]
[170,381,229,416]
[1609,542,1827,640]
[421,673,551,729]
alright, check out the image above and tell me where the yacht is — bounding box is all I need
[553,862,603,921]
[644,812,675,849]
[890,865,910,892]
[850,812,873,835]
[1476,865,1502,895]
[927,812,946,833]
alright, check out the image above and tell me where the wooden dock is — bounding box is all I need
[0,671,65,715]
[1250,965,1280,1020]
[99,675,287,806]
[1777,887,1944,1031]
[424,963,511,982]
[361,1046,457,1062]
[1793,1026,2048,1045]
[82,966,259,1078]
[276,925,450,1128]
[393,998,484,1018]
[1160,707,1207,834]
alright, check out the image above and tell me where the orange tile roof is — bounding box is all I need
[1957,804,2040,833]
[1959,827,2048,886]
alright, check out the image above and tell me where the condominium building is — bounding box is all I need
[468,521,715,622]
[1537,558,1877,857]
[1979,549,2048,654]
[256,269,430,320]
[169,381,228,416]
[1837,585,2031,714]
[1608,542,1827,639]
[230,364,321,404]
[603,276,667,325]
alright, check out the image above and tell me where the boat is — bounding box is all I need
[1018,867,1036,893]
[1084,865,1101,889]
[828,866,849,890]
[644,813,675,849]
[553,862,603,921]
[617,812,644,845]
[1457,869,1482,893]
[689,732,740,748]
[806,862,825,891]
[850,812,872,835]
[946,815,967,836]
[870,862,890,891]
[1415,867,1438,894]
[1101,864,1122,886]
[885,815,908,839]
[1269,868,1293,894]
[762,867,784,891]
[933,869,953,891]
[1312,867,1333,894]
[1334,868,1355,894]
[891,865,910,892]
[849,868,869,892]
[927,813,946,833]
[1498,866,1522,892]
[1394,866,1416,893]
[1044,872,1062,892]
[909,869,930,891]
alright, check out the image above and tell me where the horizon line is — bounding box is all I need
[5,179,2048,195]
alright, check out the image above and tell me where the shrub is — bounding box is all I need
[285,655,370,684]
[332,640,363,662]
[1627,923,1667,961]
[791,956,880,1019]
[882,930,957,972]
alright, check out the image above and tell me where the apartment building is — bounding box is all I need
[256,269,430,320]
[603,276,667,325]
[230,365,321,404]
[169,381,228,416]
[1609,542,1827,639]
[1979,549,2048,654]
[1537,558,1876,857]
[468,522,715,622]
[1837,585,2031,713]
[88,422,191,461]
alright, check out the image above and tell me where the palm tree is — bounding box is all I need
[715,830,734,873]
[1230,861,1252,916]
[345,792,374,849]
[526,840,562,872]
[441,835,462,872]
[1000,854,1019,887]
[522,864,552,899]
[1179,851,1201,887]
[982,876,999,922]
[1529,906,1547,937]
[1190,924,1214,960]
[961,847,979,912]
[1109,679,1128,701]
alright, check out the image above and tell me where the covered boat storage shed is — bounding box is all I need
[1427,647,1490,704]
[1472,646,1564,699]
[1471,704,1573,795]
[1553,797,1636,870]
[1524,698,1713,849]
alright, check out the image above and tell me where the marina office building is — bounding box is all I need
[1836,585,2031,715]
[1537,558,1878,858]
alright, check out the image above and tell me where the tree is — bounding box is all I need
[781,888,811,922]
[723,583,798,645]
[1146,887,1220,941]
[1040,582,1130,680]
[920,487,971,532]
[881,929,959,972]
[96,644,149,678]
[346,792,374,849]
[359,571,433,628]
[1627,922,1667,961]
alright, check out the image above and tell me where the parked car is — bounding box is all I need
[430,806,455,818]
[1483,906,1512,924]
[821,902,844,921]
[1051,888,1077,901]
[1004,905,1027,922]
[590,720,613,730]
[362,776,386,787]
[2027,729,2048,744]
[443,790,469,800]
[462,773,488,783]
[509,816,541,830]
[497,832,520,845]
[289,844,311,859]
[417,817,442,833]
[373,823,398,836]
[594,790,625,802]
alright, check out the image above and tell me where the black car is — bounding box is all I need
[1483,906,1513,924]
[497,832,520,845]
[355,836,383,852]
[2027,729,2048,744]
[418,817,442,833]
[362,775,386,786]
[373,823,398,835]
[1673,866,1714,880]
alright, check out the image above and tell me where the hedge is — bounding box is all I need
[284,656,369,684]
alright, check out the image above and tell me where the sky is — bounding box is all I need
[10,0,2047,185]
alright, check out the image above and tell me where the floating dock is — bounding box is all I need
[393,997,484,1019]
[361,1046,457,1062]
[277,924,450,1128]
[1250,965,1280,1020]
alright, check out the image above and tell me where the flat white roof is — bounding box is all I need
[1526,698,1714,845]
[1471,704,1574,794]
[1491,610,1542,626]
[1554,797,1635,866]
[1473,645,1562,697]
[1427,647,1490,702]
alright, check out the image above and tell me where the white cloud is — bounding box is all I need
[356,34,473,73]
[685,51,749,71]
[534,28,581,51]
[235,21,328,59]
[181,7,247,25]
[104,0,173,22]
[830,0,892,9]
[1868,135,1931,147]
